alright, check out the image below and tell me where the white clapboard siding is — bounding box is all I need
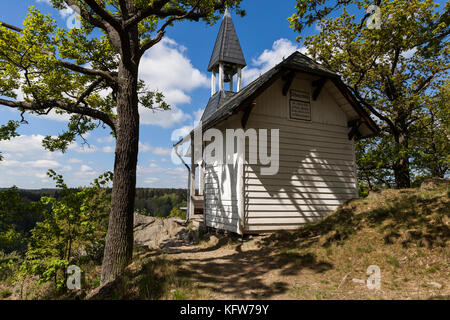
[246,167,355,177]
[246,198,348,205]
[207,192,355,201]
[248,77,349,127]
[246,211,329,218]
[245,204,340,211]
[241,76,358,233]
[250,114,349,136]
[206,158,355,168]
[244,217,327,225]
[245,224,319,232]
[203,116,243,234]
[245,184,357,193]
[248,124,351,145]
[204,164,240,233]
[245,172,356,183]
[245,191,355,199]
[245,178,356,189]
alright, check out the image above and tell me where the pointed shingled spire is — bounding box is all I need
[224,7,231,18]
[207,9,246,72]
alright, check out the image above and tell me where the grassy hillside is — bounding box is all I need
[2,181,448,300]
[86,180,449,300]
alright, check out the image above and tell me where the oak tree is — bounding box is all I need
[289,0,449,188]
[0,0,243,284]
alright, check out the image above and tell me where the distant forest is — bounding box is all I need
[6,188,187,218]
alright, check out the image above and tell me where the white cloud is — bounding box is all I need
[136,163,187,188]
[96,136,115,144]
[0,134,111,188]
[0,159,62,169]
[138,37,209,128]
[170,125,193,146]
[0,134,45,153]
[35,0,74,19]
[144,177,160,184]
[152,147,171,156]
[193,108,204,123]
[139,105,191,128]
[0,135,74,179]
[32,159,62,168]
[401,47,417,59]
[139,142,171,156]
[101,146,115,153]
[169,107,204,144]
[139,38,209,96]
[77,164,97,176]
[242,38,307,84]
[59,6,74,19]
[68,158,83,164]
[80,165,92,172]
[68,142,97,153]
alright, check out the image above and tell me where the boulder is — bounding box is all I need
[133,213,156,229]
[133,213,195,249]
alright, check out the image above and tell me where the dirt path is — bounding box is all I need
[143,230,449,300]
[159,236,298,299]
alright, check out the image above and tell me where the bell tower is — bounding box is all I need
[208,8,246,95]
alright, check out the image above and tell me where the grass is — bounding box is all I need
[0,289,11,298]
[256,183,449,299]
[4,181,448,300]
[86,182,448,300]
[87,254,206,300]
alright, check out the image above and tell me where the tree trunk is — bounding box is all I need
[393,131,411,189]
[100,59,139,285]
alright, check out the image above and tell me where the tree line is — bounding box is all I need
[0,0,447,285]
[0,172,186,294]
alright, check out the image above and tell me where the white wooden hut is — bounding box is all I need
[174,10,379,234]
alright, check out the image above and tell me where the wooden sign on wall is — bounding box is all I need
[289,89,311,121]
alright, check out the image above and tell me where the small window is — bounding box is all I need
[289,89,311,121]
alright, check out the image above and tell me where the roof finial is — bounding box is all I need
[224,7,230,18]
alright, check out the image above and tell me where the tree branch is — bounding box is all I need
[125,0,226,29]
[123,0,179,28]
[348,86,398,135]
[391,47,400,75]
[138,1,202,56]
[0,98,116,133]
[62,0,122,51]
[414,74,437,94]
[0,21,22,32]
[75,77,104,106]
[58,60,117,83]
[83,0,122,31]
[0,20,118,83]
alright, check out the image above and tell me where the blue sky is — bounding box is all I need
[0,0,446,189]
[0,0,314,189]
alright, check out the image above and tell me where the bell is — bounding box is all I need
[224,73,231,83]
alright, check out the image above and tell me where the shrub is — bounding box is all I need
[20,170,111,290]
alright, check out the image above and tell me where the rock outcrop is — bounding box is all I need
[133,213,199,249]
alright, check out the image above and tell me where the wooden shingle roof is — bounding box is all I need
[175,51,379,146]
[207,9,246,72]
[201,90,236,122]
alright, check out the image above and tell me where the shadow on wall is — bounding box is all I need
[244,137,356,231]
[204,159,240,231]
